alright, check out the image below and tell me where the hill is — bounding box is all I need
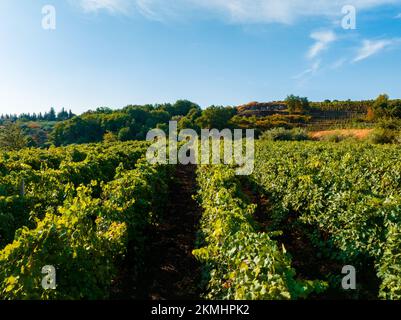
[2,95,401,148]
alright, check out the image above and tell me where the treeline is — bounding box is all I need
[310,100,374,113]
[310,98,401,114]
[3,95,401,149]
[239,98,377,114]
[0,122,53,149]
[0,101,237,149]
[51,101,237,146]
[48,97,312,146]
[0,107,75,124]
[311,95,401,120]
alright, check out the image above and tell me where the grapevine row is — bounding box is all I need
[0,157,170,299]
[193,165,326,299]
[0,142,148,248]
[252,141,401,299]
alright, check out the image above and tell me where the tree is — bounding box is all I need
[103,131,118,143]
[375,94,389,108]
[366,107,375,121]
[96,107,113,114]
[57,108,69,121]
[0,122,28,151]
[300,97,310,112]
[177,108,202,132]
[118,127,132,142]
[372,94,390,118]
[285,95,309,113]
[195,106,237,130]
[47,107,57,121]
[161,100,201,117]
[51,116,104,146]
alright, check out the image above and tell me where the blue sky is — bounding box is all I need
[1,0,401,115]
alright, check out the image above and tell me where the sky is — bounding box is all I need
[0,0,401,115]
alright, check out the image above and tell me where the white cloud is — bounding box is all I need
[78,0,131,13]
[76,0,401,23]
[353,39,398,62]
[395,13,401,18]
[308,31,337,59]
[293,60,321,79]
[192,0,401,24]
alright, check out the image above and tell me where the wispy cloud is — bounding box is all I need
[78,0,131,13]
[76,0,401,23]
[195,0,401,24]
[331,58,347,69]
[395,13,401,18]
[293,60,321,80]
[295,30,336,82]
[353,39,399,62]
[308,30,337,59]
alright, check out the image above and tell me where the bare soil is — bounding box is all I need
[111,165,202,300]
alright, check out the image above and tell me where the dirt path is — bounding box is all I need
[112,165,202,300]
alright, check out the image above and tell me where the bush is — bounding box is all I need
[368,128,397,144]
[103,131,118,143]
[0,122,28,151]
[260,128,310,141]
[118,127,131,142]
[319,132,355,143]
[376,118,401,130]
[320,134,344,143]
[396,132,401,144]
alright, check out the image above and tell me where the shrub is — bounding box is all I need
[260,128,310,142]
[118,127,132,141]
[320,134,344,143]
[395,132,401,144]
[368,128,397,144]
[319,132,355,143]
[0,122,28,151]
[290,128,310,141]
[103,131,118,143]
[376,118,401,130]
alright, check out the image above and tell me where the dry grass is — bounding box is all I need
[310,129,373,140]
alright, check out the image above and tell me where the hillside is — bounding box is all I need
[2,96,401,149]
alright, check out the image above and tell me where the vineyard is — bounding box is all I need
[0,141,172,299]
[0,140,401,300]
[250,142,401,299]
